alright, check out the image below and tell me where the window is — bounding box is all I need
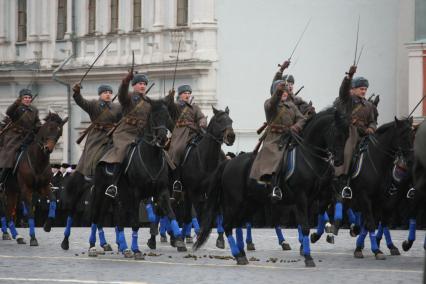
[17,0,27,42]
[110,0,119,33]
[176,0,188,27]
[57,0,67,40]
[133,0,142,31]
[88,0,96,34]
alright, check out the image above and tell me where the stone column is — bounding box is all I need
[0,0,6,43]
[153,0,164,28]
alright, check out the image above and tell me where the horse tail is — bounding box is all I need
[193,160,227,250]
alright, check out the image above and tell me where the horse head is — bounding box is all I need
[37,112,68,154]
[209,106,235,146]
[392,116,414,170]
[148,100,174,148]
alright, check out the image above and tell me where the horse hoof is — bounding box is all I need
[235,254,249,265]
[88,248,98,257]
[350,224,361,237]
[326,235,335,244]
[97,249,106,255]
[281,241,291,251]
[325,223,333,234]
[354,247,363,259]
[246,242,256,251]
[30,237,38,246]
[102,243,113,252]
[16,236,26,245]
[123,249,133,258]
[304,255,316,267]
[310,233,320,244]
[160,235,167,243]
[134,251,145,260]
[216,236,225,249]
[170,236,176,248]
[43,218,53,232]
[299,245,304,256]
[402,240,412,252]
[61,238,69,250]
[147,238,156,250]
[389,246,400,256]
[185,236,193,244]
[2,233,11,241]
[375,251,386,260]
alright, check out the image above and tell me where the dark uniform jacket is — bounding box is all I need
[100,80,151,164]
[168,102,207,166]
[74,92,122,176]
[0,100,41,168]
[250,92,306,180]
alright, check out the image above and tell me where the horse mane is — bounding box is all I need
[44,112,63,124]
[303,107,339,132]
[375,117,412,135]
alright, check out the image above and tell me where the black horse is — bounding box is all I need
[91,99,179,258]
[345,118,414,260]
[3,112,67,245]
[194,107,350,267]
[179,106,235,229]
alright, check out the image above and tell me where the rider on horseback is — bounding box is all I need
[334,65,378,199]
[271,60,315,118]
[250,80,306,201]
[100,71,152,198]
[167,84,207,198]
[0,89,41,191]
[71,83,121,179]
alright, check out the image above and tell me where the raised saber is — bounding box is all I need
[79,41,112,86]
[288,18,311,61]
[353,15,361,65]
[171,39,182,91]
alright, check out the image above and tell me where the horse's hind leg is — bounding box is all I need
[43,186,57,233]
[21,193,38,246]
[225,228,248,265]
[382,225,400,255]
[0,199,11,240]
[296,197,316,267]
[215,214,225,249]
[245,222,255,251]
[354,226,367,258]
[6,191,25,244]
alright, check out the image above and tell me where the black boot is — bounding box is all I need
[0,168,11,192]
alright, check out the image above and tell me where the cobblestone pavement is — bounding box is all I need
[0,228,424,284]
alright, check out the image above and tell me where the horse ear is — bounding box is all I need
[61,117,69,126]
[225,106,229,114]
[212,106,219,115]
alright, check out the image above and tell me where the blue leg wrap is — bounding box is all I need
[28,218,35,237]
[48,201,56,218]
[159,217,167,236]
[236,227,244,251]
[383,226,393,247]
[145,203,156,223]
[408,219,416,241]
[334,202,343,221]
[356,227,367,248]
[183,223,192,237]
[316,214,325,235]
[355,212,362,226]
[64,216,73,238]
[89,223,97,245]
[297,225,303,244]
[302,235,311,256]
[226,234,240,256]
[115,226,120,245]
[118,230,128,252]
[192,217,200,235]
[323,212,330,222]
[8,221,18,239]
[170,219,182,238]
[131,230,139,252]
[369,231,379,253]
[376,223,383,240]
[1,217,7,234]
[347,208,356,224]
[275,226,284,244]
[98,226,107,246]
[245,223,253,243]
[216,215,224,234]
[21,202,28,216]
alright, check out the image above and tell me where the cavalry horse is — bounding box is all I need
[2,112,67,245]
[91,99,181,258]
[194,107,350,267]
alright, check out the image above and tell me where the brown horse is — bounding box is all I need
[3,112,67,246]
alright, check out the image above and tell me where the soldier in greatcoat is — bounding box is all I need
[250,81,306,200]
[333,65,378,198]
[0,89,41,190]
[100,71,152,197]
[167,84,207,193]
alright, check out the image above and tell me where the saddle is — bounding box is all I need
[181,135,203,166]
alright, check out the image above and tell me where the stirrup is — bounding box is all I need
[388,184,398,196]
[406,188,416,199]
[172,180,183,193]
[271,186,283,200]
[341,186,352,199]
[105,185,118,198]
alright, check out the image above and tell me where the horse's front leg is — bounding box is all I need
[157,187,187,252]
[5,190,24,244]
[21,188,38,246]
[41,186,57,233]
[296,194,315,267]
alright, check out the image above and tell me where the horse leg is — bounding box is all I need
[402,218,416,251]
[131,226,144,260]
[348,208,361,237]
[98,225,112,252]
[245,222,255,251]
[354,226,367,258]
[116,226,132,258]
[333,201,343,235]
[311,213,325,244]
[159,216,168,243]
[215,214,225,249]
[382,225,400,255]
[295,195,315,267]
[43,188,57,233]
[376,222,384,248]
[191,206,200,236]
[147,216,159,249]
[1,216,11,240]
[6,191,25,244]
[87,223,98,257]
[225,228,248,265]
[236,227,245,253]
[21,192,38,246]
